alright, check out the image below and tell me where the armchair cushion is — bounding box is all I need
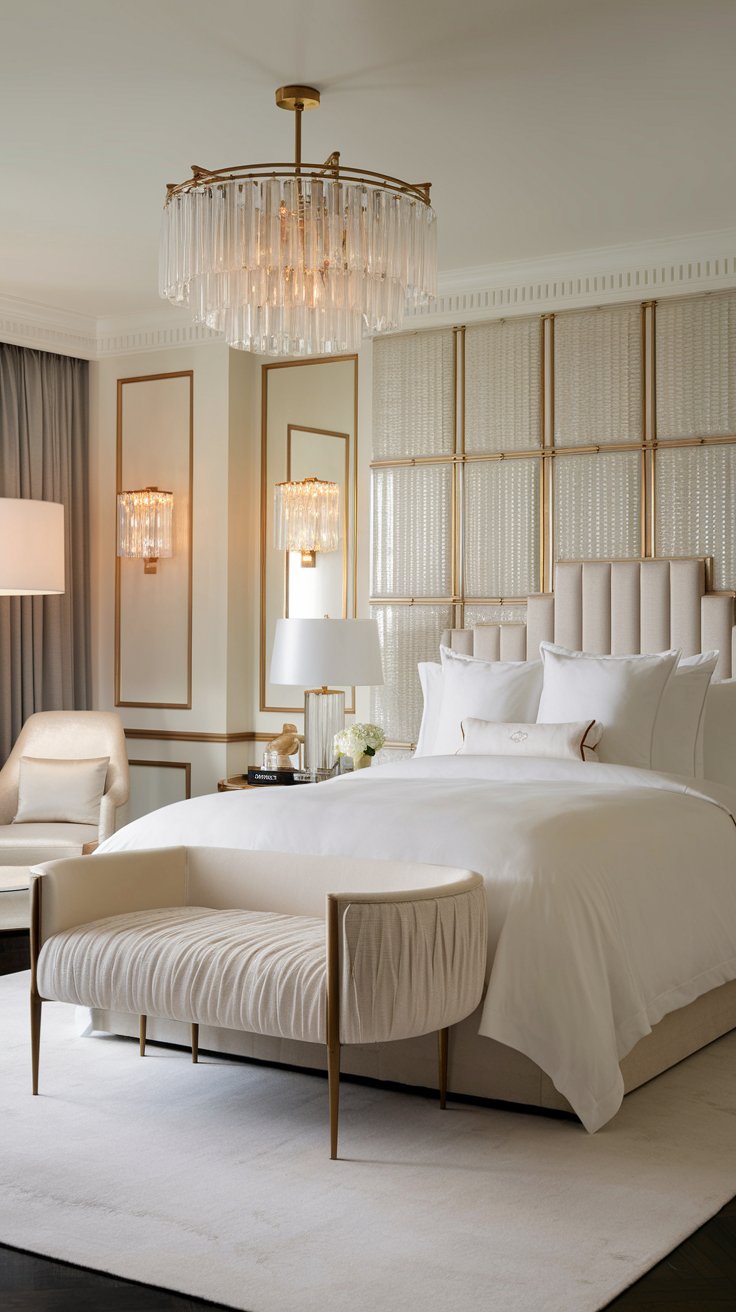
[14,757,109,825]
[0,822,97,864]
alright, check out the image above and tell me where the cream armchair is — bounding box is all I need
[0,711,129,930]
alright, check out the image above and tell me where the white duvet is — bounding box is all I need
[99,757,736,1132]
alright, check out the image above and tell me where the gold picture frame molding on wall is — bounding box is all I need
[114,370,194,710]
[128,758,192,800]
[260,354,359,715]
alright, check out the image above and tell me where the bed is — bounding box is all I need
[95,559,736,1132]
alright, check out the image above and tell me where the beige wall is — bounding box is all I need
[89,340,373,816]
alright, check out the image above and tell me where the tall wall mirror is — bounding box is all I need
[261,356,358,712]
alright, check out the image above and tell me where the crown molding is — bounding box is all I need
[2,227,736,360]
[0,293,97,358]
[412,226,736,326]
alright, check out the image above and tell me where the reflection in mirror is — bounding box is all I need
[261,356,357,714]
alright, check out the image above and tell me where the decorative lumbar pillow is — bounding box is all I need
[431,651,543,756]
[458,718,603,761]
[414,662,443,757]
[536,643,680,769]
[652,651,718,778]
[13,756,110,825]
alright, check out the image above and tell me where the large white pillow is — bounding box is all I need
[652,651,718,778]
[459,718,603,761]
[432,655,543,756]
[537,643,680,769]
[13,756,109,825]
[414,661,443,756]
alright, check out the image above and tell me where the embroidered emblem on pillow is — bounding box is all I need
[510,730,528,743]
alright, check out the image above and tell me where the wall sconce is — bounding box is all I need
[273,476,339,568]
[117,487,174,575]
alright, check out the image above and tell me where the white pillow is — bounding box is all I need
[414,662,443,756]
[537,643,680,769]
[432,657,543,756]
[13,756,109,825]
[652,651,718,778]
[459,718,603,761]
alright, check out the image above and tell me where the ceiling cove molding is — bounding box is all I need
[411,227,736,326]
[1,227,736,360]
[0,294,97,359]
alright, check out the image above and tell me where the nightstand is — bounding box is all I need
[217,776,259,791]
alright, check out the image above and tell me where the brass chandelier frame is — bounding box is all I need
[164,85,433,208]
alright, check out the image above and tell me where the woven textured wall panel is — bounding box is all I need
[554,305,642,445]
[465,318,541,452]
[463,459,540,597]
[371,463,452,597]
[372,330,455,459]
[656,445,736,589]
[554,451,641,560]
[656,292,736,439]
[370,604,453,743]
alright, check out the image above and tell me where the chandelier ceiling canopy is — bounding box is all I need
[159,85,437,358]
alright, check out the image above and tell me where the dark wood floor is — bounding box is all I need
[2,932,734,1310]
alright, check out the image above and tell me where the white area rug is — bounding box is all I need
[1,971,735,1312]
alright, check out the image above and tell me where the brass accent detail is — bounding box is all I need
[191,1023,199,1064]
[261,356,359,716]
[30,874,42,1095]
[326,895,341,1160]
[115,371,194,710]
[124,729,269,743]
[139,1015,147,1057]
[438,1028,448,1110]
[369,596,527,606]
[275,85,321,112]
[128,759,192,800]
[166,86,432,209]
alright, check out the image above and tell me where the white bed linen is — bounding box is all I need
[98,758,736,1133]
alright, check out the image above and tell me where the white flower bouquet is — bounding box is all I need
[334,722,386,765]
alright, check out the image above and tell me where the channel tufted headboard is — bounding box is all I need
[442,559,736,680]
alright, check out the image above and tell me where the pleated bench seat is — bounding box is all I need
[30,846,487,1158]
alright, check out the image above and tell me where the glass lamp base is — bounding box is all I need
[304,689,345,774]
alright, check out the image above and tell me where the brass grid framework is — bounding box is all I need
[369,291,736,746]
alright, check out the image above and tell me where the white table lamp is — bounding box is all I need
[0,498,65,595]
[270,618,384,774]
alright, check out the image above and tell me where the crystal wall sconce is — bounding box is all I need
[117,487,174,575]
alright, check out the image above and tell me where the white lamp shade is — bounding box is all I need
[270,618,384,688]
[0,498,65,596]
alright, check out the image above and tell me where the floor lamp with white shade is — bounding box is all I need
[270,617,384,776]
[0,498,65,595]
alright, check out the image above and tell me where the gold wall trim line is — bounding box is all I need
[369,596,528,607]
[124,729,273,744]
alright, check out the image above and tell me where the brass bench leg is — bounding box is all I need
[191,1023,199,1064]
[139,1015,147,1057]
[31,993,42,1096]
[438,1027,448,1109]
[327,1038,341,1161]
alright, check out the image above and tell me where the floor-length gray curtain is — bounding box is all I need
[0,343,90,762]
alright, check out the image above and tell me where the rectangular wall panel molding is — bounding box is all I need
[116,372,193,708]
[372,464,452,597]
[656,445,736,590]
[554,451,641,562]
[463,459,540,598]
[128,760,191,823]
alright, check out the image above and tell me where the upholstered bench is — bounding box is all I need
[30,846,487,1158]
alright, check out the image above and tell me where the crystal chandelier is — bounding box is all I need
[117,487,174,574]
[159,85,437,358]
[274,476,339,567]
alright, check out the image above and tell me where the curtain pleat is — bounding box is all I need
[0,343,90,762]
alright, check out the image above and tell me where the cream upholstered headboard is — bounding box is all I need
[442,559,736,681]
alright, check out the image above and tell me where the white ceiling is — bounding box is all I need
[1,0,735,319]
